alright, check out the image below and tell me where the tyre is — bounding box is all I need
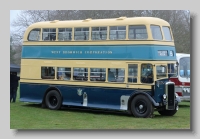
[158,107,178,116]
[45,90,62,110]
[131,95,154,118]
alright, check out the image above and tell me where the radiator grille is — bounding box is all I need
[166,83,175,110]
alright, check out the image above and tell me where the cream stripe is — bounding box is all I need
[20,79,152,89]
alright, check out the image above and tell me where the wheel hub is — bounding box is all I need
[50,96,57,106]
[139,104,143,109]
[135,101,147,114]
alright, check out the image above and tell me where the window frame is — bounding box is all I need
[162,26,172,41]
[91,27,107,40]
[41,66,55,79]
[109,26,126,40]
[150,25,163,40]
[90,68,106,82]
[28,28,41,41]
[128,25,148,40]
[128,64,138,83]
[58,28,72,41]
[42,28,56,41]
[73,67,88,81]
[74,27,89,41]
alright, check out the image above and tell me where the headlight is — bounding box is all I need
[163,94,167,99]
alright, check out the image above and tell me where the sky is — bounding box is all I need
[10,10,21,31]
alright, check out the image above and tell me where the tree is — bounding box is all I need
[10,36,16,64]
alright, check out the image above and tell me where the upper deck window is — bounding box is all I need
[28,28,41,41]
[109,26,126,40]
[129,25,147,39]
[162,26,172,41]
[58,28,72,41]
[150,25,163,40]
[74,27,89,40]
[42,28,56,41]
[92,27,107,40]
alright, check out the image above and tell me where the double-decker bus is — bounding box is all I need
[20,16,180,118]
[169,53,190,101]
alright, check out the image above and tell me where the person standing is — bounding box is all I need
[10,72,20,103]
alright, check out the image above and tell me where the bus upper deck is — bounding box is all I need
[23,16,174,46]
[22,17,176,61]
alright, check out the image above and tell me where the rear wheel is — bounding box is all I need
[131,95,154,118]
[45,90,62,110]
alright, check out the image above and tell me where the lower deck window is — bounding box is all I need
[141,64,153,83]
[90,68,106,82]
[57,67,71,80]
[168,63,177,78]
[108,68,125,82]
[156,65,167,79]
[73,68,88,81]
[41,67,55,79]
[128,64,138,83]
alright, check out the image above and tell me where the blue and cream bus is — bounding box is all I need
[20,16,180,118]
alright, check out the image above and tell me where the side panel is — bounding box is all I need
[20,82,154,110]
[20,83,47,103]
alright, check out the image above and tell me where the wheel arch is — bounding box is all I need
[127,91,159,112]
[42,86,63,105]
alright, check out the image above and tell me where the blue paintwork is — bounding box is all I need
[154,79,170,101]
[21,45,176,60]
[20,79,168,110]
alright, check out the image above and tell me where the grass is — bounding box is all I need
[10,89,190,129]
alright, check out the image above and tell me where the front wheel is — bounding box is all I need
[130,95,154,118]
[45,90,62,110]
[158,106,178,116]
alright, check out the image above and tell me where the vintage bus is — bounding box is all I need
[20,16,180,118]
[169,53,190,101]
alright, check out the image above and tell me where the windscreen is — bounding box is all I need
[179,57,190,78]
